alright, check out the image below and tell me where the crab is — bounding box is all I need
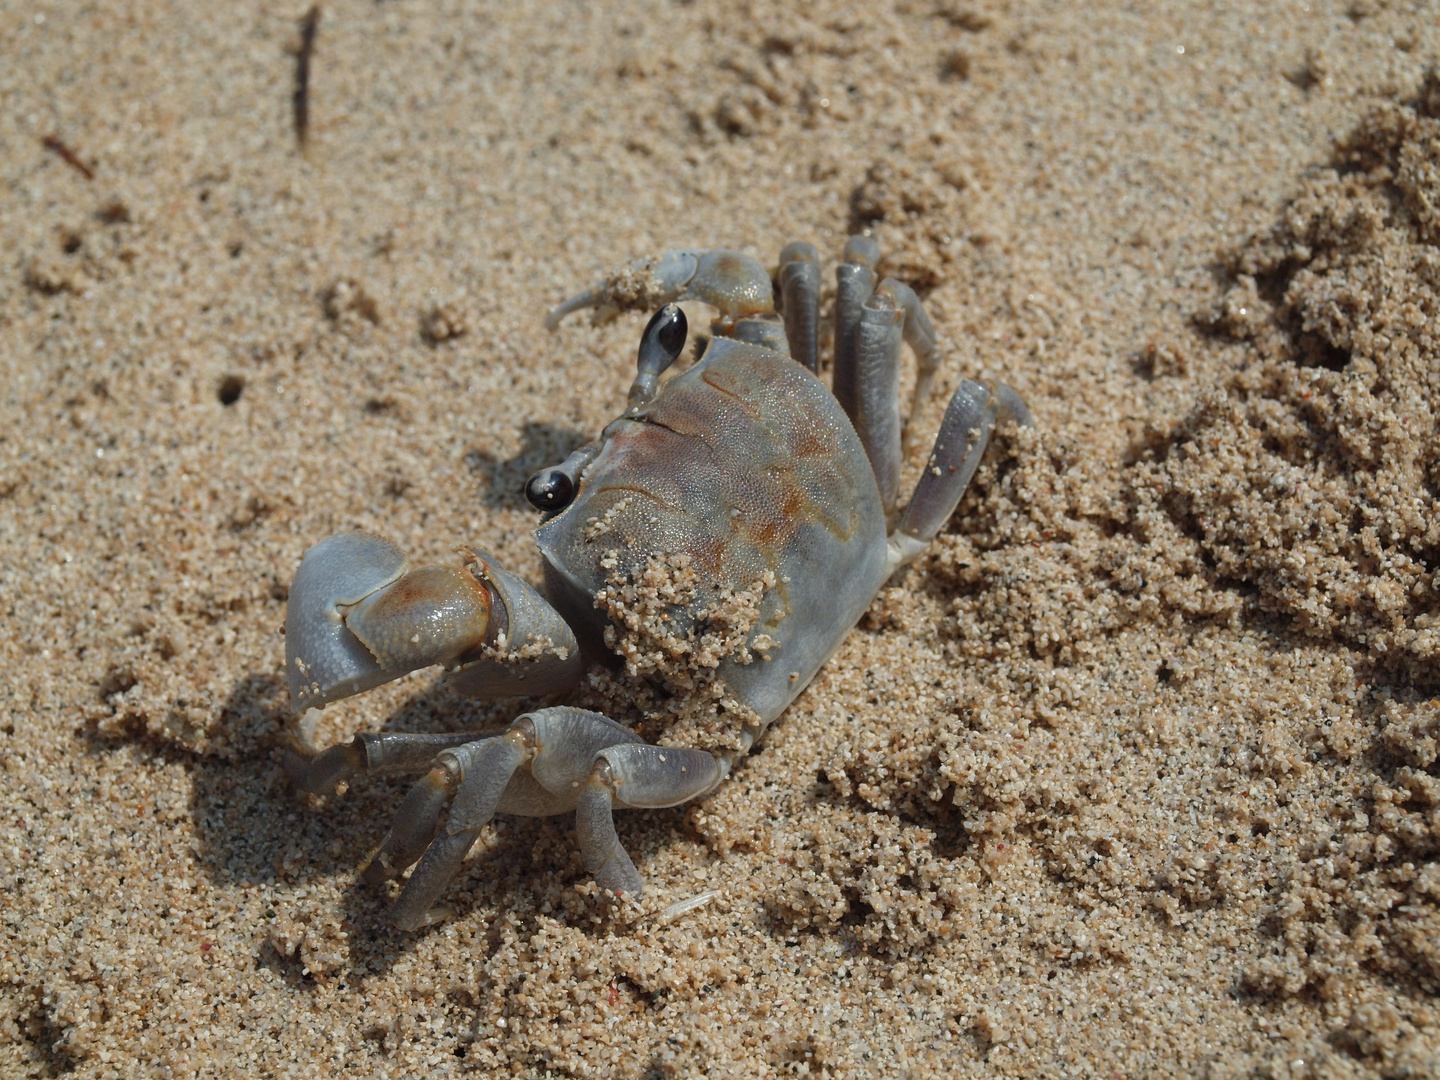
[283,236,1029,929]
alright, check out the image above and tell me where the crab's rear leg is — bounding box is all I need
[824,238,1031,564]
[777,241,821,373]
[834,236,899,512]
[888,379,1032,570]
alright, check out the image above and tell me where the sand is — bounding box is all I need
[3,0,1440,1075]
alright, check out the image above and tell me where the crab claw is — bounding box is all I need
[446,548,585,699]
[544,249,775,330]
[284,532,582,712]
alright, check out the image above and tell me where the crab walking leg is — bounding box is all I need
[575,743,722,898]
[544,249,705,329]
[285,730,491,796]
[364,730,542,890]
[878,279,941,451]
[363,765,463,885]
[888,378,1032,569]
[835,238,911,514]
[832,236,881,427]
[778,242,821,373]
[373,709,646,928]
[852,291,906,514]
[575,771,645,899]
[991,382,1033,429]
[384,734,531,931]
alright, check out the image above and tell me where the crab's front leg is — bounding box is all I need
[576,741,722,897]
[363,708,722,930]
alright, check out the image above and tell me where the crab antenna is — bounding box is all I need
[627,304,688,409]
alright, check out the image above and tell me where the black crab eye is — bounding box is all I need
[525,468,576,512]
[638,304,688,373]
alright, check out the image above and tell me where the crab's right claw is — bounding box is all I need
[544,248,776,330]
[284,531,583,713]
[544,250,703,330]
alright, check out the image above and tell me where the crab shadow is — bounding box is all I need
[127,670,659,983]
[467,421,589,510]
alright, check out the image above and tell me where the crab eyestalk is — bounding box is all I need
[284,532,582,712]
[626,304,688,409]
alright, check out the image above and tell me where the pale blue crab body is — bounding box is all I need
[282,237,1029,929]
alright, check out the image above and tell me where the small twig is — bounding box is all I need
[42,135,95,180]
[294,5,321,149]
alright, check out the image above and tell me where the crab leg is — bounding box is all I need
[889,378,1032,569]
[832,236,880,425]
[777,241,821,373]
[285,532,583,712]
[576,743,722,898]
[284,532,413,710]
[369,708,651,928]
[382,733,530,930]
[544,250,705,329]
[834,240,955,518]
[883,278,941,449]
[285,730,488,796]
[544,249,775,329]
[851,289,905,514]
[834,237,907,513]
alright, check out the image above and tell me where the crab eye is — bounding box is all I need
[525,468,576,512]
[639,304,688,372]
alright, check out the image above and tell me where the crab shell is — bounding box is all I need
[536,336,889,729]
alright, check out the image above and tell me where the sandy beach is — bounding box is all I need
[3,0,1439,1075]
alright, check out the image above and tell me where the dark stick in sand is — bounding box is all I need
[294,5,321,149]
[42,135,95,180]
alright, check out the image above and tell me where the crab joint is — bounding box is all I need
[575,762,645,899]
[361,762,460,885]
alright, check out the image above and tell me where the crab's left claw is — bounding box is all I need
[284,532,583,713]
